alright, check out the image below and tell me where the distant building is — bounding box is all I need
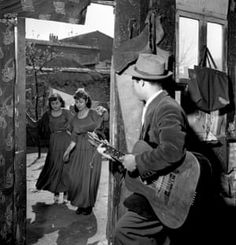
[61,31,113,62]
[25,31,112,121]
[61,31,113,73]
[26,37,100,69]
[26,30,113,72]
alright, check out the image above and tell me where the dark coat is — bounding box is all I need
[124,90,189,219]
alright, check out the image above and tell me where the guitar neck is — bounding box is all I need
[87,132,125,162]
[102,143,125,162]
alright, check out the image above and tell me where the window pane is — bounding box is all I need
[179,17,199,78]
[207,22,223,70]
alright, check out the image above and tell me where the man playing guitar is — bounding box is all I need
[96,53,199,245]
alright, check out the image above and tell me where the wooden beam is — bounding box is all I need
[14,16,26,245]
[91,0,115,7]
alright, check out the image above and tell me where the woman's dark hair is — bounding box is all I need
[73,88,92,112]
[48,93,65,110]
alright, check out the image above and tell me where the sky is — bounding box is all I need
[25,3,115,40]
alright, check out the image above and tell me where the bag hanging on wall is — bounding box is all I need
[188,46,230,113]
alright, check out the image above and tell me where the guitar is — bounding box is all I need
[88,132,200,229]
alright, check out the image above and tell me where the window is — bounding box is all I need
[176,11,227,81]
[207,22,223,70]
[178,17,199,79]
[175,10,228,141]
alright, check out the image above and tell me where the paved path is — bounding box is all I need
[27,149,109,245]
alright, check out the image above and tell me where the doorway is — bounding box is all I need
[25,3,114,244]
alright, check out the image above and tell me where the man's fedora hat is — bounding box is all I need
[127,53,172,80]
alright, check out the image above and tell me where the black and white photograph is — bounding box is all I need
[0,1,236,245]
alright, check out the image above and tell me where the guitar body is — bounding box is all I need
[87,132,200,229]
[124,140,200,229]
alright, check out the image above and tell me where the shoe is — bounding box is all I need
[54,194,59,204]
[82,207,92,215]
[75,207,84,215]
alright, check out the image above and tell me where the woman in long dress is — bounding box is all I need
[36,93,72,203]
[63,88,103,215]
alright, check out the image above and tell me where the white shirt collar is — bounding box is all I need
[141,90,163,125]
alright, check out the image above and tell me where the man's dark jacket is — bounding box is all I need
[124,90,189,219]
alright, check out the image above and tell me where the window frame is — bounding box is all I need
[175,10,228,83]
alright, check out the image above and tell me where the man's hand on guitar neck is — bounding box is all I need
[96,144,137,172]
[96,143,115,161]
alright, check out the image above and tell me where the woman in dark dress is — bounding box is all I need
[63,88,103,215]
[36,93,72,203]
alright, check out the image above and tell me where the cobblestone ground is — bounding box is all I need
[27,148,109,245]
